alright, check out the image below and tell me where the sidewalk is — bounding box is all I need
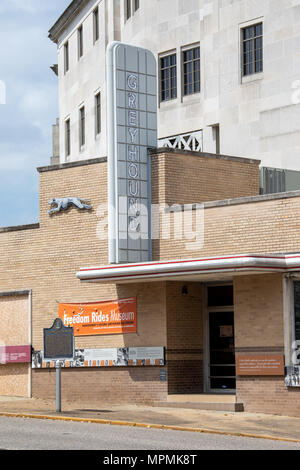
[0,397,300,443]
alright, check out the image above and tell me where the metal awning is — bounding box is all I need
[76,253,300,284]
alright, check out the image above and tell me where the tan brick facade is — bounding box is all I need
[233,274,300,417]
[0,365,30,398]
[0,151,299,415]
[0,295,29,346]
[234,274,284,350]
[155,196,300,261]
[151,150,260,207]
[0,295,30,396]
[166,282,204,394]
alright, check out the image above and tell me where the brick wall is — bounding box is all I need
[0,295,29,346]
[0,160,168,404]
[155,195,300,261]
[0,153,300,411]
[0,295,30,396]
[237,378,300,417]
[233,274,300,417]
[166,282,204,394]
[151,150,260,260]
[234,274,284,349]
[33,367,167,405]
[0,365,30,398]
[151,150,260,207]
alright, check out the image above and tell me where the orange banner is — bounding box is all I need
[59,298,137,337]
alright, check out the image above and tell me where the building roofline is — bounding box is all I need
[48,0,89,44]
[37,157,107,173]
[150,148,261,166]
[0,223,40,234]
[165,189,300,211]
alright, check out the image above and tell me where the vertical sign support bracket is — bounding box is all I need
[56,361,61,413]
[43,318,74,414]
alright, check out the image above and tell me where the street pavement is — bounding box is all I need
[0,396,299,445]
[0,416,300,450]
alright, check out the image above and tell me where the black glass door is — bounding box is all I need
[209,311,236,391]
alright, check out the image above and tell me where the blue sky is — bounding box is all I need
[0,0,71,227]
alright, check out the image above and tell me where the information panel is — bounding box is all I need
[32,346,165,369]
[0,345,31,364]
[236,355,284,376]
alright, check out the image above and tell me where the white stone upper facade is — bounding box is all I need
[49,0,300,171]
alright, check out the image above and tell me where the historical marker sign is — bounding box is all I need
[107,41,157,264]
[43,318,74,361]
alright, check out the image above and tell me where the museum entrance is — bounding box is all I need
[205,284,236,393]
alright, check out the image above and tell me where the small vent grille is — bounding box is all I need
[261,167,286,194]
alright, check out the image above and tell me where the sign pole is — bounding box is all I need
[43,318,74,414]
[56,362,61,413]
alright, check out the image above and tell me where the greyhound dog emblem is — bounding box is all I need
[48,197,92,215]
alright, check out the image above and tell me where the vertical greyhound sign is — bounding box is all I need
[107,42,157,264]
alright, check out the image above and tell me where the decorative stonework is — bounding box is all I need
[159,131,203,152]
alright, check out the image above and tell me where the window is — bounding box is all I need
[242,23,263,76]
[78,25,83,59]
[126,0,131,20]
[64,42,69,73]
[79,106,85,148]
[207,285,234,307]
[160,53,177,102]
[126,0,139,20]
[212,124,220,155]
[93,7,99,43]
[182,46,200,96]
[95,92,101,136]
[65,119,71,157]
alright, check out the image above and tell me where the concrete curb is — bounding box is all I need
[0,411,300,445]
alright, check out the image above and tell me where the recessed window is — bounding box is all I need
[242,23,263,76]
[207,285,234,307]
[160,53,177,102]
[182,46,200,96]
[78,25,83,59]
[64,42,69,73]
[126,0,139,20]
[212,124,220,154]
[93,7,99,43]
[65,118,71,157]
[95,92,101,136]
[79,106,85,148]
[126,0,131,20]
